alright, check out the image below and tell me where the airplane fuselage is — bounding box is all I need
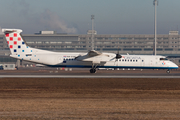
[10,48,178,70]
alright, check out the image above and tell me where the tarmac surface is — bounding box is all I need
[0,67,180,78]
[0,68,180,119]
[0,67,180,75]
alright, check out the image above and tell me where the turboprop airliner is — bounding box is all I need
[2,28,178,73]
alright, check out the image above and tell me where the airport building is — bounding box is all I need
[0,30,180,66]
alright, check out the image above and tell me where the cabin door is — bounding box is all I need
[141,59,145,66]
[155,57,159,66]
[150,59,154,66]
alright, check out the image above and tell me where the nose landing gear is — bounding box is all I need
[166,70,170,74]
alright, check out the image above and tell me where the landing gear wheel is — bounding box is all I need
[166,70,170,74]
[90,69,96,73]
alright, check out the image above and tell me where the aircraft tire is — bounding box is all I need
[166,70,170,74]
[90,69,96,73]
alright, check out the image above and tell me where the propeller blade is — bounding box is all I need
[117,47,120,54]
[110,57,116,61]
[115,47,122,59]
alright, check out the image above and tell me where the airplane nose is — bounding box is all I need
[175,64,179,69]
[173,63,179,69]
[169,61,179,69]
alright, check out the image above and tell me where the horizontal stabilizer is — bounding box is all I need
[2,29,22,33]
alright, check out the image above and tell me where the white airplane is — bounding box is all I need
[2,28,178,73]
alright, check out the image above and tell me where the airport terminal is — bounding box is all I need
[0,29,180,69]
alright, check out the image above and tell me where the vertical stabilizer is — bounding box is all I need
[2,28,57,64]
[2,29,31,56]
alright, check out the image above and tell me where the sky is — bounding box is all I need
[0,0,180,34]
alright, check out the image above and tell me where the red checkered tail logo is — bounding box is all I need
[2,29,29,55]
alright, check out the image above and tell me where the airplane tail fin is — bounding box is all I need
[2,29,31,56]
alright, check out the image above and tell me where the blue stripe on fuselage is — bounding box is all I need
[47,65,178,70]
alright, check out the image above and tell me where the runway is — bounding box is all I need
[1,75,180,78]
[0,68,180,78]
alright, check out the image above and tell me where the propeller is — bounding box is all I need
[110,48,122,61]
[115,48,122,59]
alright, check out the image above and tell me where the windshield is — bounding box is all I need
[160,58,168,61]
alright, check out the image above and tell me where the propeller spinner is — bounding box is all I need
[110,48,122,61]
[115,53,122,59]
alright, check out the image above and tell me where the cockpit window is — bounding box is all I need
[160,58,168,61]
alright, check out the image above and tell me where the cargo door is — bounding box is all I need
[58,56,63,63]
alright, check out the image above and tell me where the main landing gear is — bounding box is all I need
[90,68,96,73]
[90,64,98,73]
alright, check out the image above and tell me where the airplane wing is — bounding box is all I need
[87,50,102,57]
[75,50,110,63]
